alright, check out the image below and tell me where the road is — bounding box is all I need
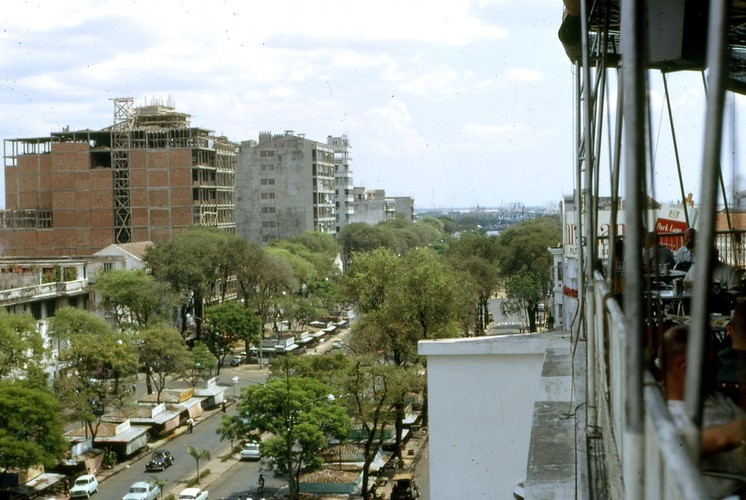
[101,366,268,499]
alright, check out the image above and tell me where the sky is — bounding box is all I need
[0,0,743,210]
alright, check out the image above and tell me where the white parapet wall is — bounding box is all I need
[419,331,572,499]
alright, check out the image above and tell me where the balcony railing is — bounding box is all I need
[590,272,710,499]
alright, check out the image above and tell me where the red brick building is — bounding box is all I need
[1,99,236,257]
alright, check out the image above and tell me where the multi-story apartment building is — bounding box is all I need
[236,131,337,244]
[0,98,236,257]
[327,135,354,233]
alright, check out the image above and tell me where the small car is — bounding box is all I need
[331,340,342,349]
[145,449,174,471]
[122,481,160,500]
[230,355,244,366]
[240,441,261,461]
[70,474,99,498]
[178,487,208,500]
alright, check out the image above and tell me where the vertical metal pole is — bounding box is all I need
[620,0,646,498]
[608,69,624,284]
[684,0,730,457]
[662,72,691,228]
[579,0,596,429]
[575,61,585,343]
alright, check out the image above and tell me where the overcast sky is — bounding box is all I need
[1,1,743,210]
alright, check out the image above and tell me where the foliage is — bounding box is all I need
[0,310,45,379]
[137,326,192,403]
[0,380,68,470]
[495,216,561,332]
[94,269,172,329]
[49,308,139,440]
[185,445,211,483]
[445,233,501,334]
[203,301,261,372]
[337,219,446,263]
[236,374,349,497]
[146,226,232,340]
[183,343,217,388]
[343,247,474,459]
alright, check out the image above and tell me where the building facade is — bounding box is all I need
[236,131,337,244]
[327,135,354,233]
[0,98,236,257]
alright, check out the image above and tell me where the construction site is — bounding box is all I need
[0,98,237,257]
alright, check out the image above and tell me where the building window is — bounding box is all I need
[260,193,276,200]
[262,221,277,228]
[262,235,276,243]
[260,178,275,185]
[261,206,276,214]
[260,150,275,158]
[103,262,113,272]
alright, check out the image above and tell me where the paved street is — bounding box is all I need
[99,364,269,499]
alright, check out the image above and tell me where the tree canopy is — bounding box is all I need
[496,216,562,332]
[0,381,68,470]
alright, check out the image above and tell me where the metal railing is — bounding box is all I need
[590,272,709,498]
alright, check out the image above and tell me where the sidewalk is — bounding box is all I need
[97,399,237,497]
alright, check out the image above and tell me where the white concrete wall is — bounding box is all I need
[420,333,567,500]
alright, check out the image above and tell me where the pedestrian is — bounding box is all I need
[187,417,194,433]
[222,401,227,413]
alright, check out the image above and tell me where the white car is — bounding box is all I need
[70,474,99,498]
[123,481,160,500]
[240,441,261,461]
[179,487,208,500]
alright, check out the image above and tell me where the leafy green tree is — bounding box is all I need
[344,247,474,458]
[146,226,230,341]
[0,310,45,379]
[445,233,501,334]
[50,308,138,390]
[137,326,192,402]
[236,374,349,500]
[290,353,418,498]
[203,301,261,373]
[0,380,68,470]
[94,269,172,330]
[185,445,211,483]
[496,216,561,332]
[49,307,139,441]
[183,342,216,388]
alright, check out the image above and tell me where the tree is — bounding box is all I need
[146,227,230,341]
[344,247,474,458]
[203,301,261,373]
[185,445,211,483]
[137,326,192,402]
[496,216,562,332]
[183,343,216,388]
[236,373,349,500]
[0,380,68,471]
[94,269,172,330]
[445,233,501,334]
[0,310,45,379]
[290,353,418,498]
[49,308,139,441]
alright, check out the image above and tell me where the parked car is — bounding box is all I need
[230,355,245,366]
[145,449,174,471]
[240,441,261,461]
[179,487,208,500]
[331,340,342,349]
[390,472,420,500]
[70,474,99,498]
[122,481,160,500]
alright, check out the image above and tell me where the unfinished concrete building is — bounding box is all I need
[1,98,236,257]
[236,131,336,244]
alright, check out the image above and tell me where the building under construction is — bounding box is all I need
[1,98,236,257]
